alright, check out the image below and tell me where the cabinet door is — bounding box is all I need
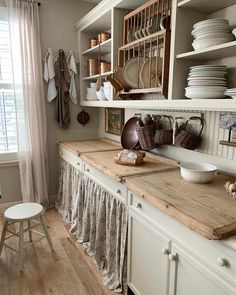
[169,243,235,295]
[128,210,171,295]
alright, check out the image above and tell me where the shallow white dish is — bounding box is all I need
[192,37,233,50]
[179,162,217,183]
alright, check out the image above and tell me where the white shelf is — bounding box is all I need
[80,98,236,111]
[178,0,236,13]
[83,71,113,81]
[176,41,236,60]
[82,39,112,56]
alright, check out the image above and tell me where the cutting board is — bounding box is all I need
[125,170,236,240]
[80,150,178,181]
[59,138,121,156]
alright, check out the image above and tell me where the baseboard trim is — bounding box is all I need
[0,201,22,214]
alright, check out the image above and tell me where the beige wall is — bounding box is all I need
[0,0,99,206]
[0,164,21,206]
[40,0,99,200]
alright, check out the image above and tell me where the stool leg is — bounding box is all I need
[27,220,32,242]
[40,216,54,252]
[0,220,8,256]
[19,222,24,272]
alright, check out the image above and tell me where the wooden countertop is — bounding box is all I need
[80,150,178,181]
[125,170,236,240]
[58,138,121,156]
[60,140,236,240]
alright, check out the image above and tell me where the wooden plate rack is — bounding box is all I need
[118,0,171,98]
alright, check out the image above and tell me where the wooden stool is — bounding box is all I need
[0,202,54,271]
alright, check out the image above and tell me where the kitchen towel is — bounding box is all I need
[43,48,57,102]
[67,51,77,104]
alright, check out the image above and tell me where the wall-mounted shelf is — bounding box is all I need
[176,41,236,60]
[177,0,236,13]
[83,71,113,81]
[80,98,236,111]
[82,39,112,56]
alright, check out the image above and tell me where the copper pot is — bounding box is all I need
[89,38,97,48]
[97,32,111,43]
[87,59,98,76]
[121,117,140,149]
[100,61,111,74]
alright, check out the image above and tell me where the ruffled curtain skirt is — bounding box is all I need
[56,159,128,293]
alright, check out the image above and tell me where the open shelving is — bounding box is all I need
[176,41,236,60]
[76,0,236,111]
[82,38,112,56]
[177,0,236,13]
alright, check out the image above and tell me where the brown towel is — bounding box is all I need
[55,49,70,128]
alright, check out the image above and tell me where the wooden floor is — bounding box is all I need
[0,209,116,295]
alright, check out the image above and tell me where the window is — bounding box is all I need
[0,5,18,155]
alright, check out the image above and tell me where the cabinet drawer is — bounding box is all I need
[84,163,127,204]
[59,147,82,170]
[129,191,236,285]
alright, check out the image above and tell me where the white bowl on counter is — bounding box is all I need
[179,162,217,183]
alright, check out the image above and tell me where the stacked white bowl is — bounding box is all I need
[103,81,112,101]
[224,88,236,99]
[185,65,227,99]
[191,18,234,51]
[86,82,98,101]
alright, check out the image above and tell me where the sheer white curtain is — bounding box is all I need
[7,0,49,204]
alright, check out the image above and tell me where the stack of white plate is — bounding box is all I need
[86,85,98,101]
[191,19,234,51]
[224,88,236,99]
[185,65,227,99]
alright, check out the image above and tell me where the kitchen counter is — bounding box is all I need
[125,170,236,240]
[59,140,236,240]
[80,149,178,181]
[58,138,121,156]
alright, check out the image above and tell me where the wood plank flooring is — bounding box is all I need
[0,209,116,295]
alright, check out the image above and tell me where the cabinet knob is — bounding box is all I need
[77,162,80,166]
[86,168,90,173]
[162,248,169,255]
[169,254,177,261]
[116,189,121,195]
[135,203,142,209]
[217,257,227,267]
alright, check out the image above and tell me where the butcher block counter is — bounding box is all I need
[80,149,178,181]
[59,138,121,156]
[59,140,236,240]
[125,170,236,240]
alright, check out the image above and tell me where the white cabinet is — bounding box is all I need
[169,243,235,295]
[127,191,236,295]
[128,210,171,295]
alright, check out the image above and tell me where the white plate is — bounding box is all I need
[190,65,227,69]
[139,56,163,88]
[193,18,229,29]
[123,57,146,88]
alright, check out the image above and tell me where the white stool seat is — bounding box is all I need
[4,203,44,221]
[0,202,54,271]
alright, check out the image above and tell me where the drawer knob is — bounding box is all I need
[116,189,121,195]
[217,257,227,267]
[162,248,169,255]
[77,162,80,166]
[135,203,142,209]
[86,168,90,173]
[169,254,177,261]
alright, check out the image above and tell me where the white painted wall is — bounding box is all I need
[99,108,236,174]
[0,0,98,206]
[40,0,99,201]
